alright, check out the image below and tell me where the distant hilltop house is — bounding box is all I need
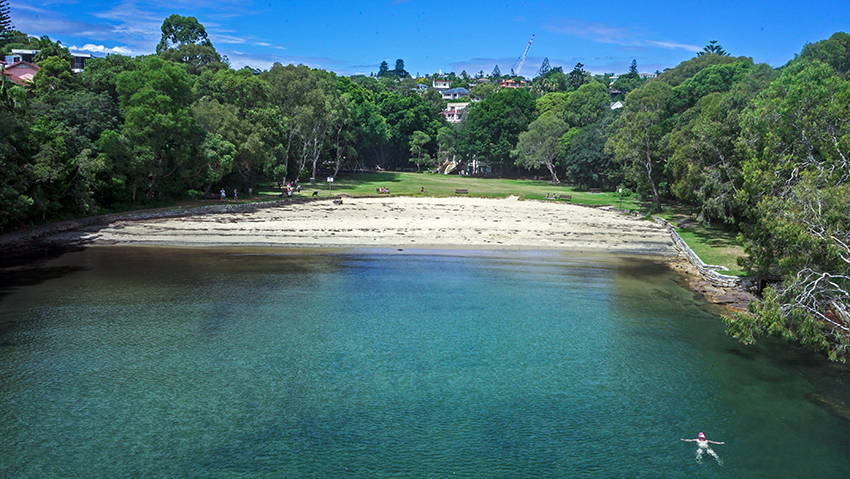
[441,87,469,100]
[609,101,623,110]
[498,79,528,89]
[3,49,92,74]
[442,102,469,123]
[433,79,452,90]
[2,61,39,85]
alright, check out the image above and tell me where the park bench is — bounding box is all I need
[589,188,602,193]
[455,189,468,194]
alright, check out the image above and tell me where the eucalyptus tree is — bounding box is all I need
[606,81,672,212]
[513,113,568,184]
[114,56,198,199]
[156,14,226,75]
[409,130,433,171]
[666,62,775,224]
[726,58,850,360]
[456,88,536,170]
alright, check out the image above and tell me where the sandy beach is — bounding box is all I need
[48,196,678,255]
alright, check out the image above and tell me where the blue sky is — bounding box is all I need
[11,0,848,77]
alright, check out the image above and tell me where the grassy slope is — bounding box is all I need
[257,171,639,207]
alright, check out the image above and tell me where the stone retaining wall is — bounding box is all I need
[653,216,754,289]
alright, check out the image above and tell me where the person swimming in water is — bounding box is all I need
[682,432,724,464]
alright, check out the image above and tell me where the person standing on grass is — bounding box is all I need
[220,188,226,202]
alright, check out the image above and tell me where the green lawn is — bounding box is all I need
[256,171,641,208]
[655,204,746,276]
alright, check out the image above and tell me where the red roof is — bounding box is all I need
[2,61,40,85]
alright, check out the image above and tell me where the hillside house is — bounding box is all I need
[498,79,528,89]
[441,87,469,100]
[442,102,469,123]
[2,61,39,85]
[3,49,92,73]
[433,79,451,90]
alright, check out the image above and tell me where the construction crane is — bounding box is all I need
[512,34,534,77]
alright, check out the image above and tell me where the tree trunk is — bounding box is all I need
[544,158,560,184]
[645,153,662,213]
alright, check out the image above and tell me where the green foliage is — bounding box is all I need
[656,53,745,87]
[513,113,568,184]
[31,55,77,93]
[799,32,850,76]
[607,81,673,212]
[561,110,619,189]
[456,88,536,168]
[156,14,224,75]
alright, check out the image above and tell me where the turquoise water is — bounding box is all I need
[1,247,849,478]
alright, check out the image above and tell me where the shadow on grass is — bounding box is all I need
[683,226,739,248]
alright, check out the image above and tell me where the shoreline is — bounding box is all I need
[34,196,680,256]
[1,196,752,312]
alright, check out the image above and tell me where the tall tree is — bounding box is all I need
[567,62,589,90]
[697,40,729,57]
[537,57,551,78]
[114,56,198,200]
[393,58,409,78]
[728,60,850,359]
[513,113,568,184]
[409,130,432,171]
[156,15,224,75]
[629,59,638,75]
[491,65,501,78]
[0,0,12,36]
[457,88,536,169]
[377,61,390,78]
[606,81,672,212]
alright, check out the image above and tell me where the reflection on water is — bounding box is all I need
[0,247,849,478]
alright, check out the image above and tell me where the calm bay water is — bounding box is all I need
[0,246,849,478]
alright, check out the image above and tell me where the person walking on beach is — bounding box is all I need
[220,188,226,202]
[682,432,724,464]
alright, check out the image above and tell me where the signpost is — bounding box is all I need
[619,187,623,209]
[327,177,334,195]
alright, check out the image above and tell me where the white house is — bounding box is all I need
[442,102,469,123]
[433,79,451,90]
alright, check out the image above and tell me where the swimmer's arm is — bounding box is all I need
[707,440,725,444]
[680,439,696,442]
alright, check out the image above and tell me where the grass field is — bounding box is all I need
[256,171,641,208]
[656,204,746,276]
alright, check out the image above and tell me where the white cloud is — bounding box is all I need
[545,19,641,46]
[70,44,135,55]
[546,19,702,54]
[647,40,702,53]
